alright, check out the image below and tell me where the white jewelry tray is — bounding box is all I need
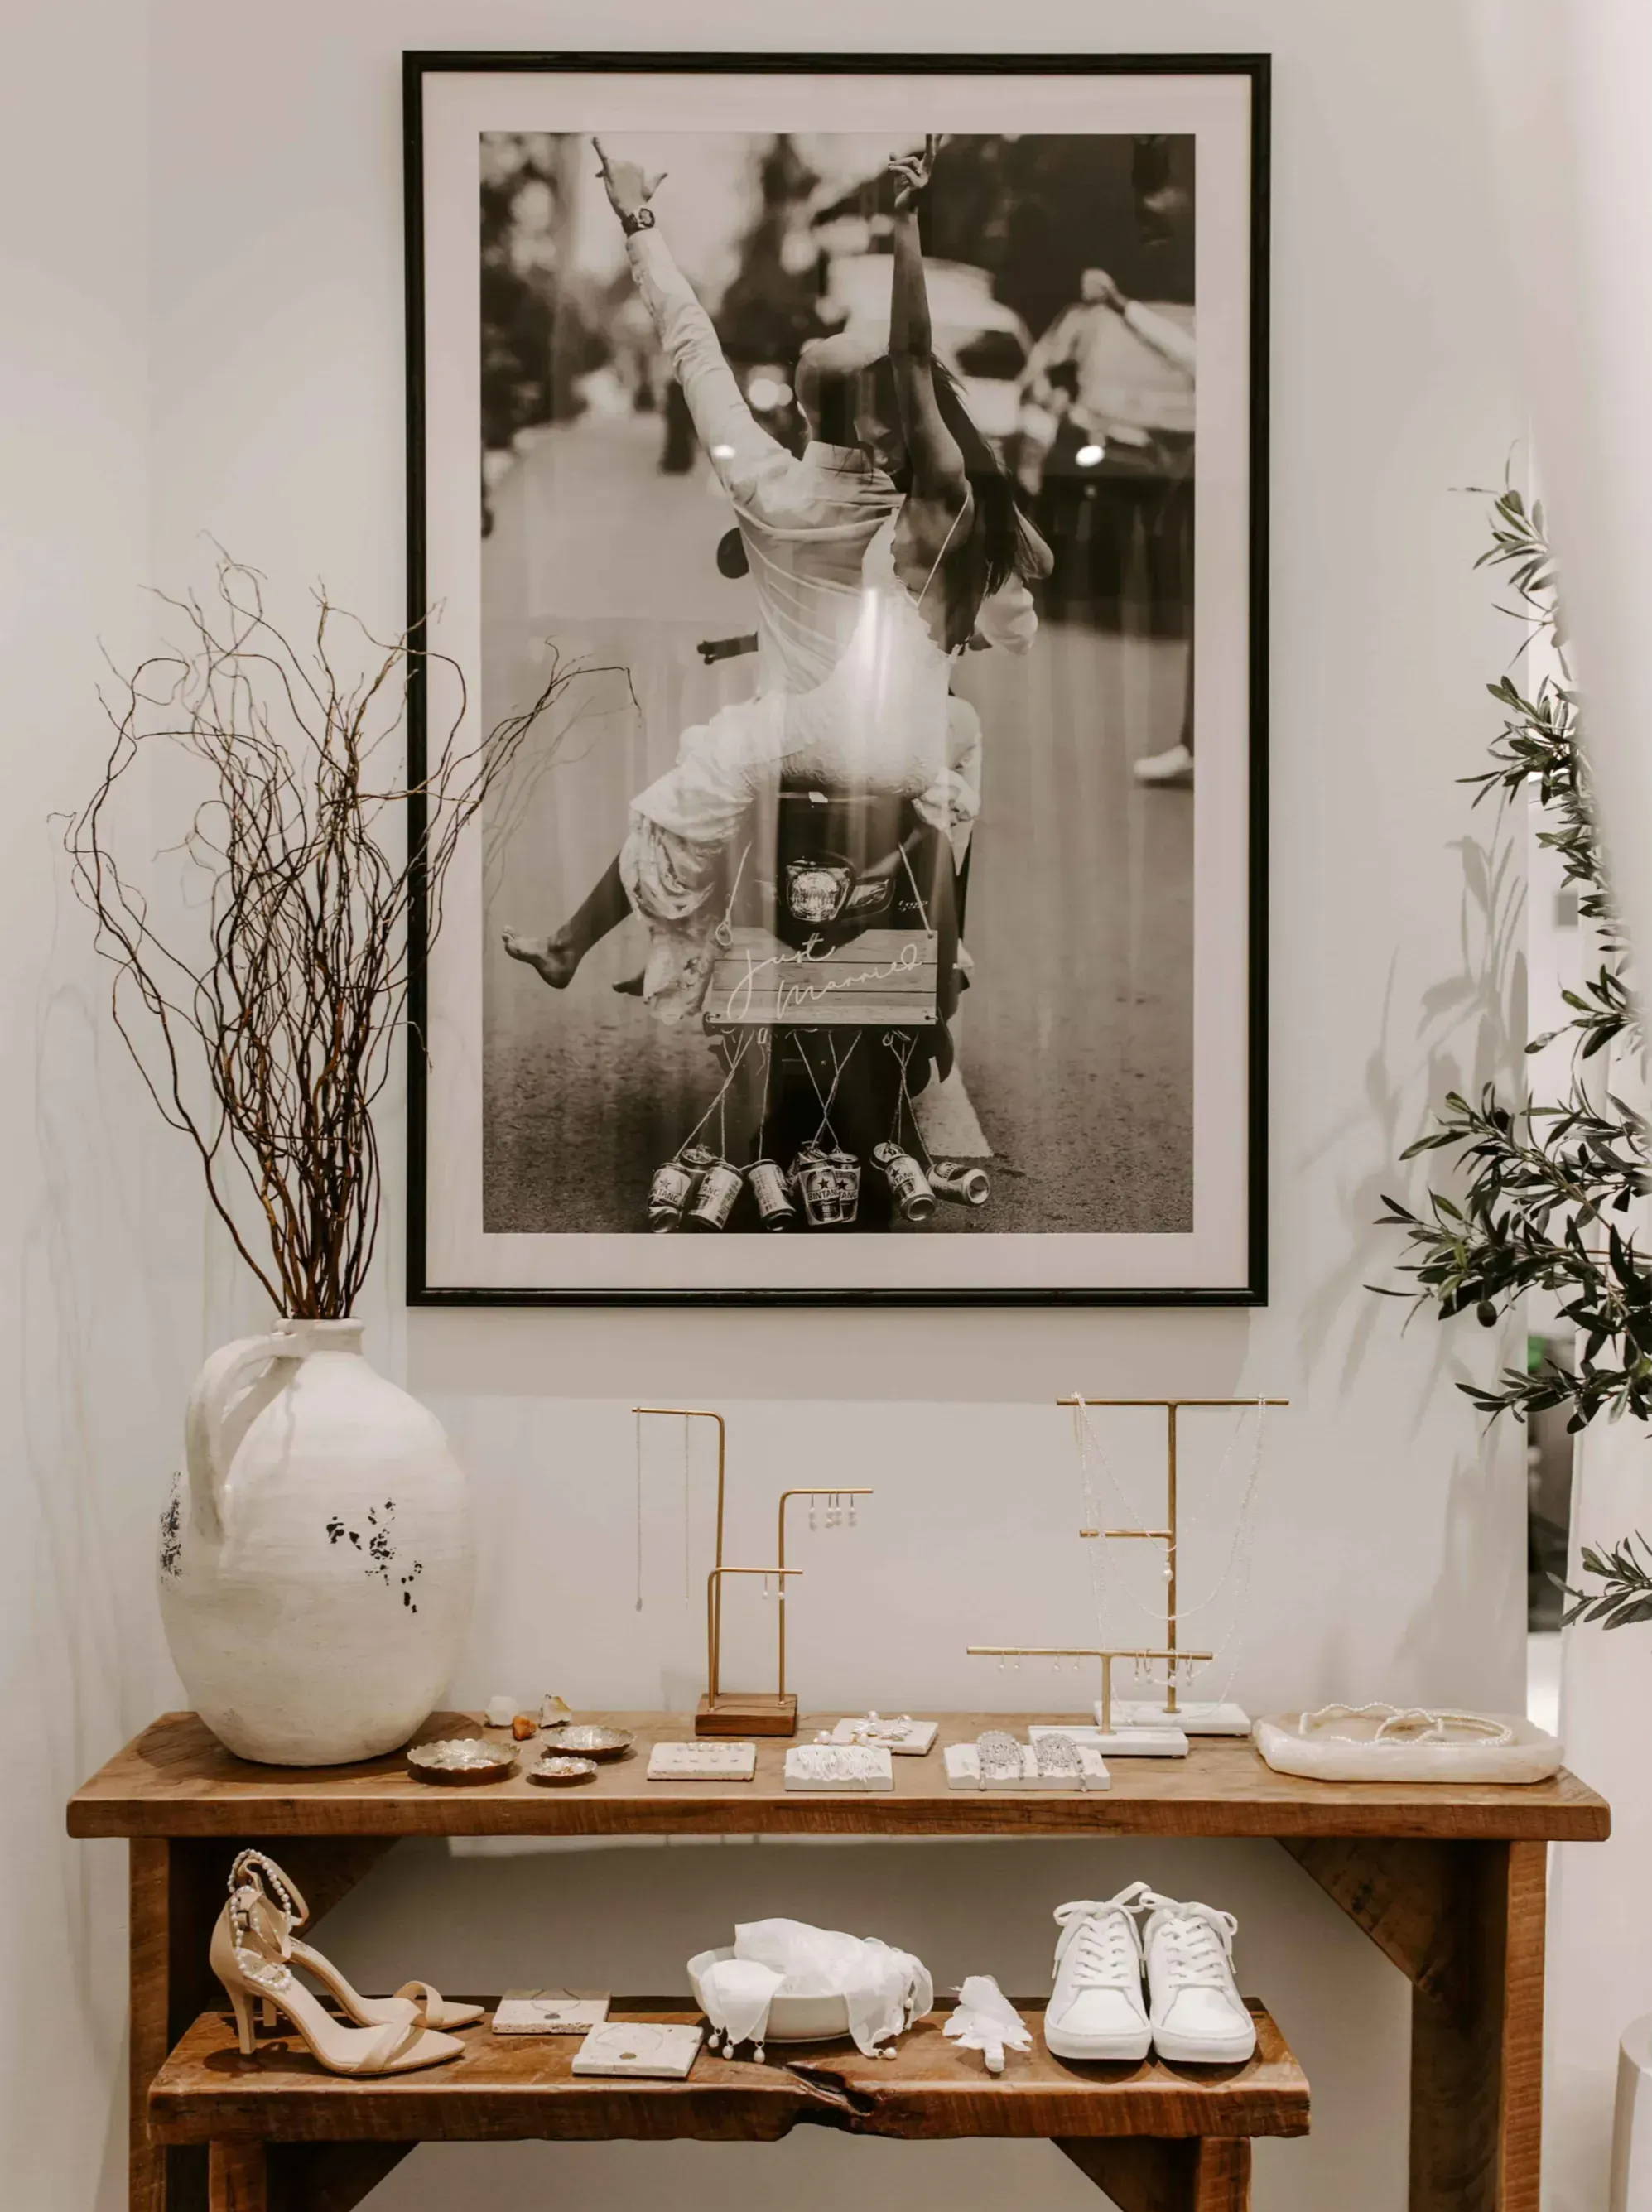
[944,1742,1110,1791]
[784,1747,894,1791]
[1253,1712,1563,1785]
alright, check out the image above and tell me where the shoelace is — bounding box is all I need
[1053,1883,1150,1989]
[1140,1893,1239,1991]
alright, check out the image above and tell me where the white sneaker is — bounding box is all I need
[1132,741,1193,787]
[1139,1892,1256,2064]
[1045,1884,1153,2060]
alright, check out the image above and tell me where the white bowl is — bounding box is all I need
[686,1947,851,2042]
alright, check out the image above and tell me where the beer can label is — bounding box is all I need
[688,1161,742,1229]
[649,1160,696,1215]
[748,1159,794,1225]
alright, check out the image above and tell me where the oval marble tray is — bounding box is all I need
[1253,1711,1563,1785]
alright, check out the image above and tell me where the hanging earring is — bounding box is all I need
[809,1499,818,1532]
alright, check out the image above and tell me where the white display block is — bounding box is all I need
[493,1989,610,2036]
[571,2022,703,2079]
[1034,1719,1189,1759]
[822,1717,938,1755]
[647,1741,757,1781]
[1105,1698,1251,1737]
[784,1745,894,1791]
[944,1742,1110,1790]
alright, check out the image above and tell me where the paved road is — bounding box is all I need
[479,401,1192,1237]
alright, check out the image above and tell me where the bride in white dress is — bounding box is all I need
[504,136,1050,1024]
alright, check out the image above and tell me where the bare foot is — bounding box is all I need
[611,971,646,997]
[502,930,580,989]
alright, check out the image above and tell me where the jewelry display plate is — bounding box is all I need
[647,1741,757,1781]
[492,1989,611,2036]
[784,1745,895,1791]
[822,1717,938,1756]
[1031,1721,1188,1760]
[1102,1699,1251,1737]
[944,1743,1110,1791]
[571,2021,703,2079]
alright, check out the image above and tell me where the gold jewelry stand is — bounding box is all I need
[634,1407,871,1737]
[1061,1395,1288,1731]
[965,1646,1214,1732]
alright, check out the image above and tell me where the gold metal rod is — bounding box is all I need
[966,1646,1213,1660]
[1056,1397,1291,1408]
[774,1488,874,1699]
[1081,1528,1174,1540]
[1166,1404,1179,1713]
[706,1564,801,1704]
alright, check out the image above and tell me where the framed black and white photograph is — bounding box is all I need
[406,52,1268,1304]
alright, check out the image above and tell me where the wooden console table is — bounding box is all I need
[69,1711,1609,2212]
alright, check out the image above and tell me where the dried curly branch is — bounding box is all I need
[64,552,585,1316]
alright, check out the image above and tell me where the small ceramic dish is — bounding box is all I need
[527,1753,600,1787]
[407,1737,518,1786]
[541,1724,635,1762]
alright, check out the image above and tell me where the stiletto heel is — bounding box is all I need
[210,1851,465,2079]
[229,1986,258,2057]
[260,1998,277,2031]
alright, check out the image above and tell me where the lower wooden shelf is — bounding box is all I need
[149,1997,1308,2147]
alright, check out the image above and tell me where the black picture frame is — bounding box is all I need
[403,50,1269,1307]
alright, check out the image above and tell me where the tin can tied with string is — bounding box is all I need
[871,1140,937,1223]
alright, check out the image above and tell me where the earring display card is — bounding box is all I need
[571,2022,704,2079]
[493,1989,611,2036]
[783,1744,895,1791]
[944,1742,1111,1790]
[821,1717,938,1756]
[647,1741,758,1781]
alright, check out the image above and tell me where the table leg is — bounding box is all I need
[1283,1837,1546,2211]
[207,2143,267,2212]
[1057,2137,1252,2209]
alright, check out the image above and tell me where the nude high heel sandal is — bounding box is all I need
[230,1853,482,2033]
[212,1853,465,2078]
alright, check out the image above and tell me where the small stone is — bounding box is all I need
[512,1713,538,1741]
[541,1693,574,1727]
[484,1695,515,1728]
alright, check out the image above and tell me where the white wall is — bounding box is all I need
[2,3,1533,2207]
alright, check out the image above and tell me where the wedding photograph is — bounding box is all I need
[410,64,1263,1299]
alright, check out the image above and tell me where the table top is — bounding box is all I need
[68,1713,1610,1841]
[148,1998,1307,2146]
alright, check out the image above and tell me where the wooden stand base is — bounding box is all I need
[696,1692,797,1737]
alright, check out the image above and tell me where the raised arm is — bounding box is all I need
[886,139,968,512]
[593,137,782,498]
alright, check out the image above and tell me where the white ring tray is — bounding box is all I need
[1253,1711,1563,1785]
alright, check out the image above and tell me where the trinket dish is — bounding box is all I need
[407,1737,518,1785]
[527,1753,600,1787]
[541,1723,635,1761]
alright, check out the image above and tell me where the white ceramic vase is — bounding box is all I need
[158,1318,473,1766]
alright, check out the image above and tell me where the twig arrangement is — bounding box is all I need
[63,552,581,1317]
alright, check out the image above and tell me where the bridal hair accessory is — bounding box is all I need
[690,1920,933,2061]
[1297,1703,1515,1747]
[944,1976,1033,2075]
